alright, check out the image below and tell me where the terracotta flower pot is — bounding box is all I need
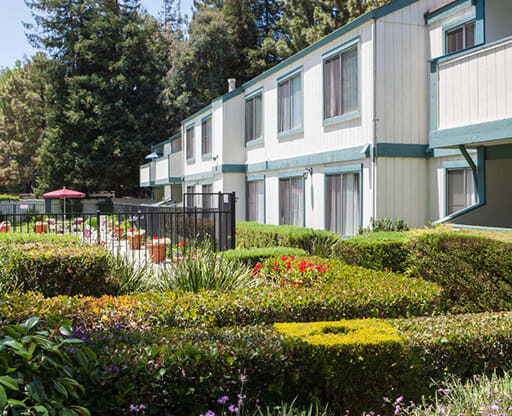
[113,226,124,239]
[127,230,145,250]
[0,222,10,233]
[146,240,167,263]
[35,222,47,234]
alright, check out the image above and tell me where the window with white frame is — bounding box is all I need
[446,20,475,54]
[245,93,262,143]
[186,126,194,161]
[446,168,476,215]
[324,45,358,120]
[201,116,212,156]
[325,172,359,236]
[279,177,303,226]
[278,73,302,134]
[186,185,195,208]
[247,180,264,223]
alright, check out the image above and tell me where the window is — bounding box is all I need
[186,126,194,161]
[202,184,213,209]
[186,185,195,208]
[324,45,358,120]
[171,136,182,153]
[278,73,302,134]
[447,168,476,215]
[446,20,475,54]
[171,184,182,203]
[245,93,262,143]
[325,172,359,236]
[247,180,264,223]
[279,177,303,226]
[201,116,212,156]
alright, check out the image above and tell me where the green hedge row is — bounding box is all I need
[0,237,111,297]
[220,247,308,266]
[0,263,441,329]
[14,311,510,415]
[236,222,337,256]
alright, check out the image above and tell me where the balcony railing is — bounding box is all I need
[139,151,183,187]
[140,164,151,186]
[434,36,512,132]
[169,151,183,179]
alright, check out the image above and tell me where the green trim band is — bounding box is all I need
[425,0,473,24]
[276,65,303,83]
[324,163,362,175]
[181,104,213,126]
[375,143,430,158]
[247,174,265,181]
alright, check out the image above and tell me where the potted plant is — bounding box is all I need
[0,221,10,233]
[172,241,188,263]
[127,228,146,250]
[35,221,48,234]
[146,237,168,263]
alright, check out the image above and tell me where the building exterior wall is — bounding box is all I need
[485,0,512,43]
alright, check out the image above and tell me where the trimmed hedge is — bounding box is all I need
[0,264,441,329]
[331,231,410,273]
[0,232,83,245]
[220,247,308,266]
[236,222,337,256]
[12,311,509,415]
[407,230,512,312]
[0,239,111,297]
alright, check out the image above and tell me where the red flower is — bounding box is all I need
[177,241,187,247]
[317,278,322,282]
[280,256,288,261]
[290,255,295,260]
[273,262,278,265]
[286,262,292,270]
[273,266,279,272]
[253,264,262,271]
[307,262,314,268]
[153,236,158,240]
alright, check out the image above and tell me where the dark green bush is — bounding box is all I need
[331,232,410,272]
[0,232,83,245]
[407,230,512,312]
[0,240,111,297]
[0,317,97,415]
[220,247,308,266]
[236,222,337,256]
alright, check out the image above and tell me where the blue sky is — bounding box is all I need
[0,0,195,70]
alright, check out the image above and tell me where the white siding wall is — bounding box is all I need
[486,0,512,43]
[437,38,512,129]
[155,157,169,182]
[222,98,246,165]
[140,165,150,185]
[376,158,429,228]
[220,174,246,221]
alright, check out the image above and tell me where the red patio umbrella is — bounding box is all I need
[42,187,85,215]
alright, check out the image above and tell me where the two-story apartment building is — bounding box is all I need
[140,0,512,235]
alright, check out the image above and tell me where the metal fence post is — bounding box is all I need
[96,210,100,245]
[230,192,236,249]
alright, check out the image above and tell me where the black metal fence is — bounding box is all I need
[0,192,236,264]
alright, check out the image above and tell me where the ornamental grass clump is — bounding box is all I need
[155,246,261,293]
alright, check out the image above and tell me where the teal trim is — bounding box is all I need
[201,153,212,160]
[278,170,304,178]
[181,104,212,126]
[247,174,265,181]
[276,65,303,83]
[247,144,369,173]
[475,0,485,45]
[245,138,264,148]
[200,180,213,186]
[375,143,430,158]
[140,181,151,187]
[186,158,195,164]
[322,36,360,60]
[277,66,303,138]
[442,12,476,55]
[168,177,183,183]
[184,171,215,182]
[324,163,362,175]
[244,86,263,99]
[247,162,268,173]
[154,178,169,185]
[201,113,212,122]
[486,143,512,160]
[277,127,304,140]
[425,0,473,24]
[459,145,478,191]
[323,110,361,127]
[218,164,247,173]
[430,117,512,148]
[151,132,181,152]
[442,159,475,168]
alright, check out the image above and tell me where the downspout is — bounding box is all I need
[371,18,378,223]
[458,145,479,199]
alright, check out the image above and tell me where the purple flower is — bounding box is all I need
[217,396,229,404]
[228,405,239,413]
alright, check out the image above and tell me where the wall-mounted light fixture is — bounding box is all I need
[303,167,313,179]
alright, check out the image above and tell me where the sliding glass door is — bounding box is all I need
[325,172,359,236]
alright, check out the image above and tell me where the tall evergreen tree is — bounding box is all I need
[25,0,170,195]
